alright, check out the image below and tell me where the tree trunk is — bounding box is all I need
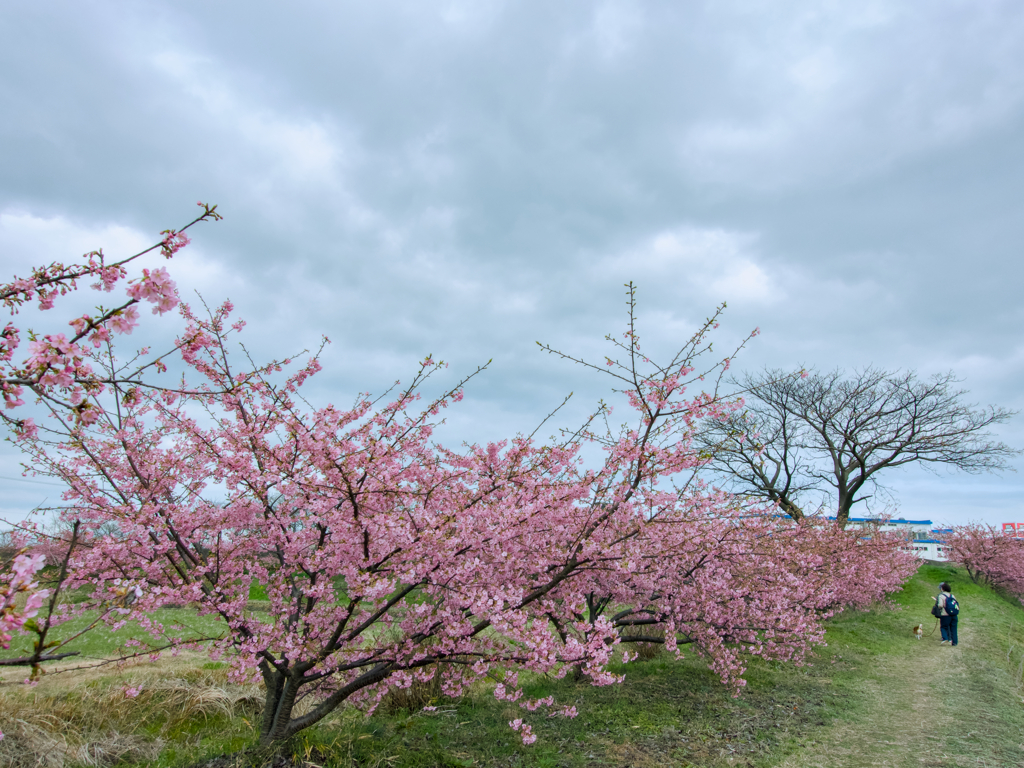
[259,666,299,746]
[778,497,804,521]
[834,489,855,528]
[256,661,395,747]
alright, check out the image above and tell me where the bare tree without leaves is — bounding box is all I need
[697,368,1020,526]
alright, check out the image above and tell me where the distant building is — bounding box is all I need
[905,539,949,561]
[836,517,951,561]
[842,517,932,538]
[1002,523,1024,538]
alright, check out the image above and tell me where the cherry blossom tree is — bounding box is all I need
[556,507,916,687]
[9,283,918,748]
[943,525,1024,601]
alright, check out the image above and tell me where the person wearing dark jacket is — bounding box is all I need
[935,581,958,646]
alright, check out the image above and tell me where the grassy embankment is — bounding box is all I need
[2,564,1024,767]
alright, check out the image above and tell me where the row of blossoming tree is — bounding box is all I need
[943,525,1024,601]
[1,207,918,748]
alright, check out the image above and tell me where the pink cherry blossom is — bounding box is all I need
[1,553,48,651]
[2,204,220,431]
[944,525,1024,602]
[109,305,140,335]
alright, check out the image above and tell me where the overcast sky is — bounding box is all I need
[3,1,1023,528]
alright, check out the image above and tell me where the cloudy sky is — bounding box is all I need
[2,1,1023,528]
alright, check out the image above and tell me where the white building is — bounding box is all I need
[839,517,951,561]
[905,538,950,561]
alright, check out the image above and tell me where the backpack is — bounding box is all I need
[945,595,959,617]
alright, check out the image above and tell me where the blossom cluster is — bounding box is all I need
[0,553,47,650]
[0,553,50,741]
[1,203,219,432]
[126,267,178,315]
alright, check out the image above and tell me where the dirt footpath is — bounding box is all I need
[774,627,973,768]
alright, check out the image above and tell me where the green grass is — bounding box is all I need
[2,580,276,663]
[203,564,1024,767]
[766,563,1024,768]
[3,604,227,662]
[3,563,1024,767]
[249,581,269,601]
[914,565,1024,765]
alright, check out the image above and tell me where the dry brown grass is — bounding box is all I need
[0,664,262,768]
[0,721,161,768]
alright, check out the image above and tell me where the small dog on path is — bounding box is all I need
[912,624,924,640]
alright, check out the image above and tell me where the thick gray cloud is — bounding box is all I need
[2,0,1023,527]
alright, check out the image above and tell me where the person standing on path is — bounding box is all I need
[936,581,959,646]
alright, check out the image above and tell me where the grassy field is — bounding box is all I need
[2,563,1024,767]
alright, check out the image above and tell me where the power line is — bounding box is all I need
[0,474,67,488]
